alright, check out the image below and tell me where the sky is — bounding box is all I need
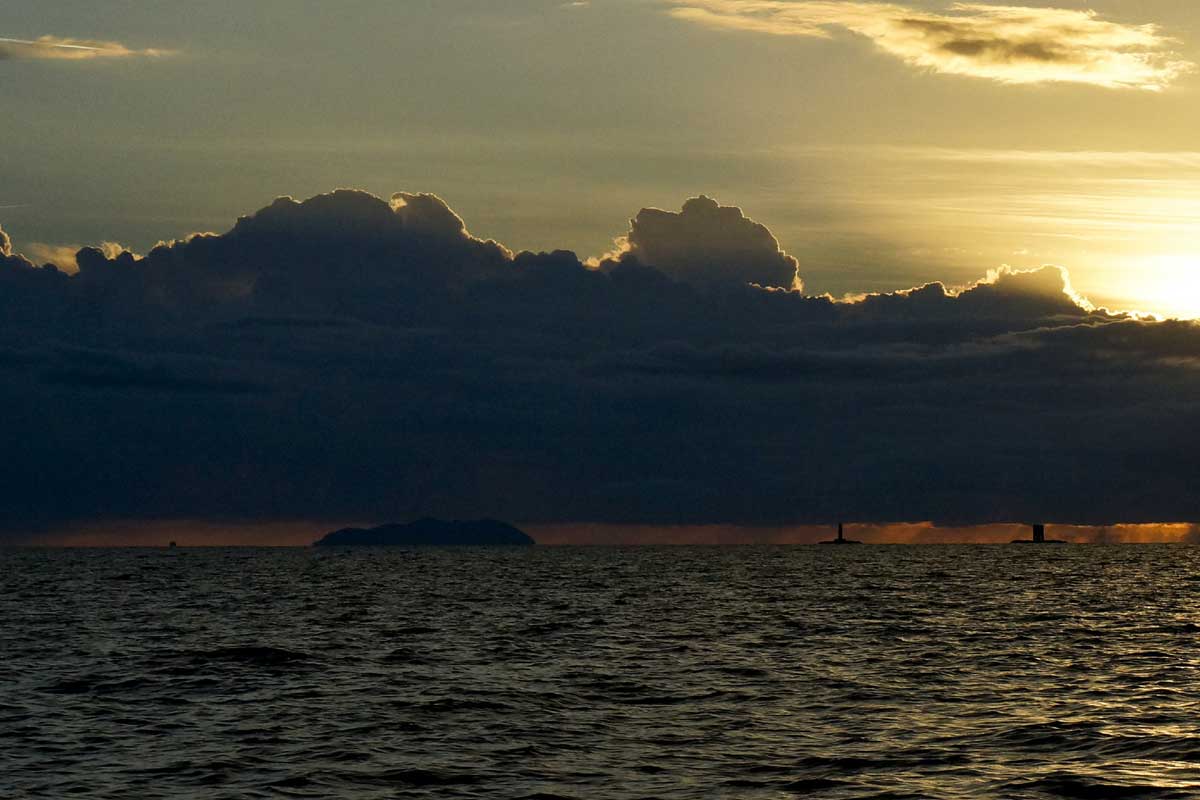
[3,2,1200,543]
[4,0,1200,315]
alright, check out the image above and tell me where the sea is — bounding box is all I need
[4,544,1200,799]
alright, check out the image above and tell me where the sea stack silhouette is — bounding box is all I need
[314,518,535,547]
[820,523,862,545]
[1010,523,1067,545]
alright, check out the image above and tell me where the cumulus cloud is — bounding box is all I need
[24,241,130,274]
[2,188,1199,540]
[0,225,35,271]
[390,192,476,239]
[666,2,1192,90]
[599,195,802,290]
[0,35,171,61]
[23,243,80,272]
[53,189,513,315]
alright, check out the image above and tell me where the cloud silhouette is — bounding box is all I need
[1,188,1198,540]
[666,2,1192,90]
[49,189,513,317]
[598,196,802,290]
[0,36,171,61]
[0,225,35,271]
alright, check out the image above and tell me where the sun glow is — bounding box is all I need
[1114,254,1200,319]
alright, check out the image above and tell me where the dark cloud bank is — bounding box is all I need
[1,189,1198,541]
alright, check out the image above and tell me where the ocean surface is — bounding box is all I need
[5,545,1200,799]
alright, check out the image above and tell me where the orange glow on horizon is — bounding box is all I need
[15,520,1200,547]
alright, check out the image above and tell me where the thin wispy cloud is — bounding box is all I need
[666,2,1193,90]
[784,145,1200,168]
[0,36,171,61]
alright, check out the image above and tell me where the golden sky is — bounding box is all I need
[7,3,1200,544]
[2,0,1200,316]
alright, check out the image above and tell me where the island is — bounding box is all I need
[313,518,535,547]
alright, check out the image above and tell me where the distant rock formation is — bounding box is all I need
[314,518,535,547]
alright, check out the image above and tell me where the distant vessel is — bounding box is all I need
[820,523,862,545]
[168,541,178,548]
[1011,523,1067,544]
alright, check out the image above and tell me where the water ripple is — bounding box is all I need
[5,545,1200,798]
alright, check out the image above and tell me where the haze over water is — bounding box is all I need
[6,545,1200,799]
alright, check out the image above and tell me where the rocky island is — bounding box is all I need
[314,518,535,547]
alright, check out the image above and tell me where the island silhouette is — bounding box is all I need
[314,518,535,547]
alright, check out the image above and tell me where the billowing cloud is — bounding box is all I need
[24,241,130,274]
[666,2,1192,90]
[599,196,802,290]
[57,189,513,314]
[0,225,35,271]
[1,188,1199,541]
[0,35,171,61]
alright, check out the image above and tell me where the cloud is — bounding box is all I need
[598,195,802,290]
[0,225,35,271]
[24,241,130,274]
[0,35,171,61]
[837,264,1093,322]
[36,346,263,395]
[2,188,1200,540]
[666,2,1192,90]
[63,189,513,314]
[23,243,80,272]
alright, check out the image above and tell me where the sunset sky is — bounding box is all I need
[4,0,1200,316]
[4,2,1200,544]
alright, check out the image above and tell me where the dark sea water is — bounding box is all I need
[5,545,1200,799]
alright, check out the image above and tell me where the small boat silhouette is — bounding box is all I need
[820,523,862,545]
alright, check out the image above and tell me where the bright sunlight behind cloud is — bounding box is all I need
[666,2,1193,90]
